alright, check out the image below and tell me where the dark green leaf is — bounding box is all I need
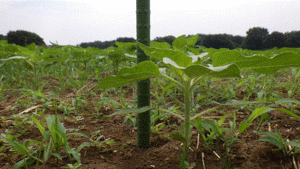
[102,106,153,120]
[183,64,241,78]
[95,61,161,89]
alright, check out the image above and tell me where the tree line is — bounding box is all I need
[1,27,299,50]
[78,27,300,50]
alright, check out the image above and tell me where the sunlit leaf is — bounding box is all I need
[138,42,192,67]
[213,51,300,74]
[95,61,161,88]
[186,34,198,46]
[172,35,187,50]
[183,64,241,78]
[150,41,170,49]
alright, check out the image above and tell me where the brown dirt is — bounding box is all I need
[1,83,300,169]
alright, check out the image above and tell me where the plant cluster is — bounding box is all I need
[97,35,300,168]
[0,35,300,168]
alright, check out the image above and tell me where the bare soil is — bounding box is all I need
[1,82,300,169]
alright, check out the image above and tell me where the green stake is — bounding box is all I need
[136,0,151,148]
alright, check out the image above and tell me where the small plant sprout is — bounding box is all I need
[256,128,300,157]
[74,130,116,153]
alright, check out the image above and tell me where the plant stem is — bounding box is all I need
[181,80,192,167]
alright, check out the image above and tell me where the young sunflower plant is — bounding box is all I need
[95,34,300,168]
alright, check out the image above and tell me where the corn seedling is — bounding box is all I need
[256,128,300,157]
[0,114,82,169]
[74,130,116,152]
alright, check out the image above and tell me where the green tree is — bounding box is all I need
[263,31,287,49]
[7,30,46,47]
[202,34,235,49]
[242,27,269,50]
[153,35,176,45]
[285,31,300,47]
[116,37,136,43]
[231,35,245,48]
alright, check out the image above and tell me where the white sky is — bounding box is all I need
[1,0,299,45]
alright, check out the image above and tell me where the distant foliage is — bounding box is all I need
[79,37,136,49]
[202,34,235,49]
[7,30,46,47]
[0,34,5,40]
[231,35,245,48]
[80,40,115,49]
[153,35,176,45]
[76,29,300,50]
[263,31,287,49]
[285,31,300,48]
[242,27,269,50]
[116,37,136,43]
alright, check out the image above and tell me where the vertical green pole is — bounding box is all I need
[136,0,151,148]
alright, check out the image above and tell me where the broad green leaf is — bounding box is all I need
[26,43,37,51]
[187,48,200,55]
[163,57,185,69]
[138,42,192,67]
[186,35,198,46]
[102,106,153,120]
[150,41,170,49]
[252,52,300,74]
[95,61,161,89]
[183,64,241,78]
[213,50,267,68]
[278,48,300,55]
[189,52,208,63]
[163,63,184,77]
[213,51,300,74]
[172,35,187,50]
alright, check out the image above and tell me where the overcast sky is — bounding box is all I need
[1,0,299,45]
